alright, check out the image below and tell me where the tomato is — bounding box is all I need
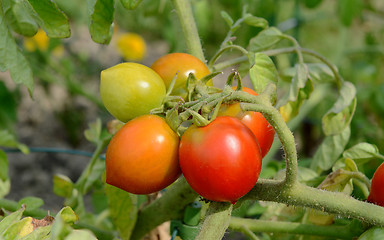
[150,53,211,100]
[100,62,166,122]
[218,87,275,158]
[368,162,384,207]
[105,115,181,194]
[179,116,262,204]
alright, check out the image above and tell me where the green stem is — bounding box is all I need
[195,202,233,240]
[229,217,363,239]
[75,139,109,194]
[245,179,384,227]
[130,177,198,240]
[171,0,205,62]
[208,45,249,69]
[240,101,298,186]
[281,34,304,63]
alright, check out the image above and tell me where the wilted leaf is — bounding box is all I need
[28,0,71,38]
[2,217,34,239]
[55,207,78,225]
[249,52,278,96]
[322,81,356,136]
[311,126,350,173]
[0,11,34,94]
[2,0,38,36]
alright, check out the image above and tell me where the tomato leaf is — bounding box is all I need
[2,216,34,239]
[249,52,278,96]
[53,174,74,198]
[106,184,138,240]
[343,143,380,164]
[18,197,44,211]
[0,11,34,95]
[243,14,268,29]
[220,11,233,28]
[28,0,71,38]
[248,27,283,52]
[2,0,38,37]
[65,229,98,240]
[310,126,351,173]
[0,130,29,154]
[0,204,24,235]
[120,0,143,10]
[88,0,114,44]
[322,81,356,136]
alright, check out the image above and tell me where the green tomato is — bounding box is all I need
[100,62,166,122]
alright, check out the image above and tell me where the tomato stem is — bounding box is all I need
[171,0,205,62]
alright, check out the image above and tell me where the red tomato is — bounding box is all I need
[150,53,211,99]
[368,162,384,207]
[179,116,262,204]
[105,115,181,194]
[218,87,275,158]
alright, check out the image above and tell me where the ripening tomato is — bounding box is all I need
[179,116,262,204]
[105,115,181,194]
[218,87,275,158]
[150,53,211,100]
[368,162,384,207]
[100,62,166,122]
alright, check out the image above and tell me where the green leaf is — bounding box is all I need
[343,143,380,164]
[64,229,97,240]
[220,11,233,28]
[88,0,115,44]
[0,130,29,153]
[53,174,74,198]
[19,225,51,240]
[311,126,351,173]
[0,178,10,198]
[28,0,71,38]
[2,0,38,36]
[249,52,278,95]
[0,81,18,131]
[0,207,24,234]
[278,64,312,121]
[0,150,8,181]
[120,0,143,10]
[322,81,356,136]
[2,216,34,239]
[249,27,283,52]
[358,227,384,240]
[338,0,362,26]
[106,184,138,240]
[18,197,44,211]
[243,14,268,29]
[55,207,78,225]
[84,118,111,144]
[0,11,34,95]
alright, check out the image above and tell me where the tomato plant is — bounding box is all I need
[150,52,211,99]
[100,62,166,122]
[179,116,262,204]
[368,162,384,207]
[218,87,275,158]
[105,114,181,194]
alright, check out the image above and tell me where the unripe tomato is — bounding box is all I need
[218,87,275,158]
[100,62,166,122]
[105,115,181,194]
[150,53,211,100]
[368,162,384,207]
[179,116,262,204]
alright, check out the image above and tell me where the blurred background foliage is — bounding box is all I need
[1,0,384,154]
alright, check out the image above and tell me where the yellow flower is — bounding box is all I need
[23,29,49,52]
[116,32,146,61]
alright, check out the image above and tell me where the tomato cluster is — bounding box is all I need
[100,53,275,203]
